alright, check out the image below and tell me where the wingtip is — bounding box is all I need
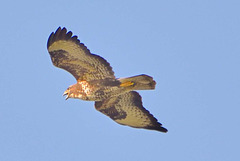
[159,127,168,133]
[154,127,168,133]
[47,26,81,50]
[47,32,54,49]
[146,125,168,133]
[47,27,64,49]
[56,26,62,31]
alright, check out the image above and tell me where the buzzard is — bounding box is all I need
[47,27,168,133]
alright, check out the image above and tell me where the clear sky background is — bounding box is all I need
[0,0,239,161]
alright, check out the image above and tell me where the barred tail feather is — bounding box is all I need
[118,74,156,90]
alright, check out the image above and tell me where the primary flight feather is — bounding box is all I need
[47,27,168,132]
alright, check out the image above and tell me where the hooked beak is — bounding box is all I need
[63,90,69,100]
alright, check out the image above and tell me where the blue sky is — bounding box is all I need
[0,0,239,161]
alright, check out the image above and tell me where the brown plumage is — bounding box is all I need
[47,27,167,133]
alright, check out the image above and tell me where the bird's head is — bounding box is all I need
[63,83,86,100]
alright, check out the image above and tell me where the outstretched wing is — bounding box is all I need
[47,27,115,81]
[95,91,168,132]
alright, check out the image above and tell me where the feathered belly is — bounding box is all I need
[77,79,129,101]
[86,86,126,101]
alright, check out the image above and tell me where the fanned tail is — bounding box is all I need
[118,74,156,91]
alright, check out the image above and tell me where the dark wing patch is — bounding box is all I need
[95,91,168,133]
[47,27,115,81]
[95,96,127,120]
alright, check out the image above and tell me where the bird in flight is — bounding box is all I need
[47,27,168,133]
